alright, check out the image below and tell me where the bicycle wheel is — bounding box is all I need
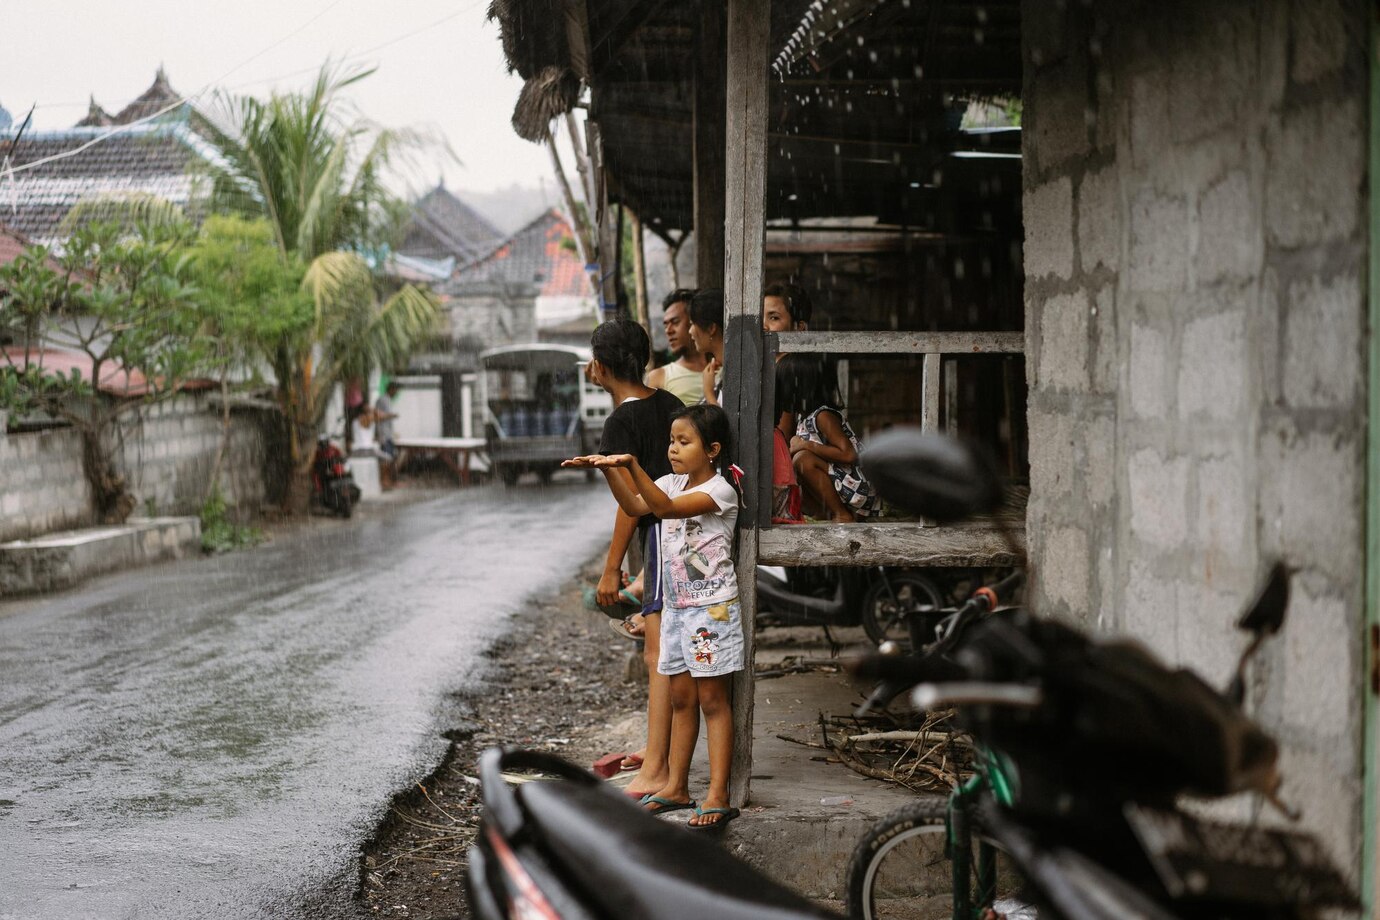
[860,573,945,650]
[847,799,1033,920]
[846,799,952,920]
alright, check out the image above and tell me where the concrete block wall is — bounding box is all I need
[0,427,92,542]
[1,393,271,542]
[1022,0,1368,872]
[444,281,539,350]
[120,392,270,517]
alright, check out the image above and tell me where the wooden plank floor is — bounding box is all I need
[758,487,1027,568]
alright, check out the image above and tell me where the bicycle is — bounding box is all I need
[845,572,1027,920]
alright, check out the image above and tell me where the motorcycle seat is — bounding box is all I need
[517,780,834,919]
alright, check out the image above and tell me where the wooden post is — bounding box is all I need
[565,112,598,219]
[589,121,620,318]
[721,0,770,809]
[921,352,941,528]
[630,210,650,332]
[694,0,726,290]
[544,127,600,302]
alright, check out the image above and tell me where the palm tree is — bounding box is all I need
[197,64,441,508]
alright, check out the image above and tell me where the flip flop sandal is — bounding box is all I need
[607,618,644,642]
[585,585,640,620]
[688,805,741,831]
[619,754,644,772]
[639,795,697,816]
[618,587,642,607]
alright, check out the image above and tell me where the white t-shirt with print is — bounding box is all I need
[656,472,739,608]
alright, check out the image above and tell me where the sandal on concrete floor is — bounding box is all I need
[688,805,741,831]
[640,795,696,816]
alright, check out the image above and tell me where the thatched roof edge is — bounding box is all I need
[488,0,581,143]
[512,66,581,142]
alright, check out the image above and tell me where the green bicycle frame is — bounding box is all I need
[947,747,1018,920]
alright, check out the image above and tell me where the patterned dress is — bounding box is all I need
[796,408,880,517]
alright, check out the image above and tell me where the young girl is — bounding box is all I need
[776,353,879,522]
[564,404,743,831]
[586,318,684,798]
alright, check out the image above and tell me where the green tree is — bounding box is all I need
[185,215,313,499]
[0,221,206,521]
[197,64,441,507]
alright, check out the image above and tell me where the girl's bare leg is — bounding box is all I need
[688,675,734,827]
[647,671,698,806]
[626,613,671,796]
[793,451,856,523]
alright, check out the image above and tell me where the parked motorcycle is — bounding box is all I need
[755,564,947,650]
[466,428,1356,920]
[847,428,1357,920]
[311,434,360,518]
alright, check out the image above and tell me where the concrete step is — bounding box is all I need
[0,516,201,597]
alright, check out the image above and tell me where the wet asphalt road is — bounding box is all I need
[0,480,612,920]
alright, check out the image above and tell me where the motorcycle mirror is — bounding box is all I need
[1237,561,1289,637]
[859,428,1004,523]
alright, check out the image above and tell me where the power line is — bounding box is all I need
[20,2,478,117]
[2,0,355,177]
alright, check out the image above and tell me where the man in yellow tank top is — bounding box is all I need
[646,289,707,405]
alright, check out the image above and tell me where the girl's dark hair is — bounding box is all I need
[688,288,725,333]
[590,318,650,382]
[662,288,697,311]
[671,403,732,467]
[763,282,812,327]
[775,353,839,418]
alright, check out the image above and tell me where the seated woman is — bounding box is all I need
[775,354,879,523]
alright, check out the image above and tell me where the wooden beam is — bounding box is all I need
[693,0,726,289]
[589,121,620,317]
[721,0,769,810]
[758,522,1026,568]
[778,330,1026,355]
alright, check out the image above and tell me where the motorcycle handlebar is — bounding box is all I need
[851,652,969,684]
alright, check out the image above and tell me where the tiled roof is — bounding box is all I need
[75,97,116,128]
[109,67,184,125]
[399,185,504,264]
[2,346,151,397]
[0,123,214,246]
[0,223,62,272]
[0,225,30,267]
[448,209,588,298]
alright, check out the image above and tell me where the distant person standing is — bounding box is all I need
[688,289,726,407]
[645,289,706,406]
[374,381,401,488]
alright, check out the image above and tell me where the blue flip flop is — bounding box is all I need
[688,805,741,831]
[583,585,639,619]
[639,795,697,815]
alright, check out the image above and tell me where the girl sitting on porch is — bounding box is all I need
[563,404,744,831]
[777,353,879,523]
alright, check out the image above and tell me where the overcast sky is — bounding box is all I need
[0,0,554,194]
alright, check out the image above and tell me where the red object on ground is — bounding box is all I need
[592,751,631,778]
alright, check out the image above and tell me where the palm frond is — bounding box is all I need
[60,193,189,235]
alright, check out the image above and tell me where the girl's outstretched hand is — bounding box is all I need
[562,454,634,468]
